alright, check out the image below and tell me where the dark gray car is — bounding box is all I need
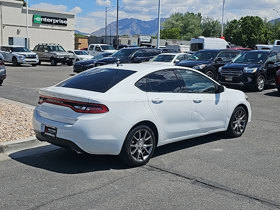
[0,53,7,86]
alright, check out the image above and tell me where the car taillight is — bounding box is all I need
[38,95,109,114]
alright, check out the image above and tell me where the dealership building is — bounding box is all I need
[0,0,75,50]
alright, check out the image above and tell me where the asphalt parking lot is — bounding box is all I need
[0,64,280,209]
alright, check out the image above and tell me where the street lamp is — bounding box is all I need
[116,0,119,47]
[26,0,29,49]
[157,0,161,49]
[221,0,225,38]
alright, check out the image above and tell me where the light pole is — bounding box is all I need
[221,0,225,38]
[157,0,161,49]
[26,0,29,49]
[116,0,119,47]
[105,7,108,44]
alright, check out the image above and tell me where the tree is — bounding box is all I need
[161,12,202,40]
[201,17,221,37]
[224,16,268,48]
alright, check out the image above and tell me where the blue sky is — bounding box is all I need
[27,0,280,33]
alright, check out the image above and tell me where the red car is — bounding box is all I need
[276,69,280,94]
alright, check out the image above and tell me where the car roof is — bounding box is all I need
[97,63,193,76]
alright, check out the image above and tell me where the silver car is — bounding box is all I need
[0,53,7,86]
[0,45,39,66]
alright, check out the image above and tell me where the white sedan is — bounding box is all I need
[68,50,93,62]
[150,53,191,65]
[33,63,251,167]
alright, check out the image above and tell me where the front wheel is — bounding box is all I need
[67,60,73,66]
[12,57,18,66]
[205,70,216,80]
[226,106,248,138]
[119,125,156,167]
[0,80,3,86]
[50,58,57,66]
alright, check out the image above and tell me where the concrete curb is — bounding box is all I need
[0,136,49,154]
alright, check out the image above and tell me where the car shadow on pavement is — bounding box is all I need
[264,90,279,97]
[9,132,227,174]
[153,132,226,158]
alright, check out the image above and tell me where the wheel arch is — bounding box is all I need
[127,120,159,147]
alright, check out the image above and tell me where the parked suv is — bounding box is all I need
[0,45,39,66]
[95,47,161,66]
[0,53,6,85]
[176,49,240,80]
[217,50,279,91]
[33,43,74,66]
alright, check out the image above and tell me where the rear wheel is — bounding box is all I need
[50,58,57,66]
[120,125,156,167]
[0,80,3,86]
[12,57,18,66]
[254,74,265,91]
[226,106,248,138]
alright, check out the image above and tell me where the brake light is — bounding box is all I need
[38,95,109,114]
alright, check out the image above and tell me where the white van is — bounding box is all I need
[190,36,230,52]
[88,44,117,56]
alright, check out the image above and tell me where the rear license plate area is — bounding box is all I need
[44,125,57,138]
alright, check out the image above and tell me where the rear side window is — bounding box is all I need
[57,68,135,93]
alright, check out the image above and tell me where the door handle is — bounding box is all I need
[193,99,202,103]
[152,98,163,104]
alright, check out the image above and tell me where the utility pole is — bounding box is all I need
[221,0,225,38]
[157,0,161,49]
[105,7,108,44]
[116,0,119,47]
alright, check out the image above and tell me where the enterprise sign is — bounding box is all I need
[33,15,67,26]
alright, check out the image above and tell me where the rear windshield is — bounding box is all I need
[56,68,135,93]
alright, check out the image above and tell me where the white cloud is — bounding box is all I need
[30,3,67,12]
[96,0,111,7]
[70,7,82,14]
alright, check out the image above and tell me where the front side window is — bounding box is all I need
[178,70,216,93]
[141,70,183,93]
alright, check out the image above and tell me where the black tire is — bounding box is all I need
[12,57,18,66]
[38,60,41,65]
[226,106,248,138]
[119,125,156,167]
[278,87,280,95]
[0,80,3,86]
[50,58,57,66]
[67,60,73,66]
[32,64,37,66]
[205,70,216,80]
[254,74,265,91]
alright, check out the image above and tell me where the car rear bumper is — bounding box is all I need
[33,109,124,155]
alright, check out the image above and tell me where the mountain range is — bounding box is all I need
[75,18,166,37]
[75,17,280,37]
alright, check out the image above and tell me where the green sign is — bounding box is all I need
[33,15,42,24]
[33,15,67,26]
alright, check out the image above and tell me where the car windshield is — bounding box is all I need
[233,51,269,64]
[48,45,66,52]
[188,51,219,61]
[101,45,115,50]
[56,68,136,93]
[151,54,176,62]
[12,47,30,52]
[112,48,138,58]
[75,51,89,55]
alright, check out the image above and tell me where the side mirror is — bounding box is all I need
[216,85,225,93]
[214,57,223,62]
